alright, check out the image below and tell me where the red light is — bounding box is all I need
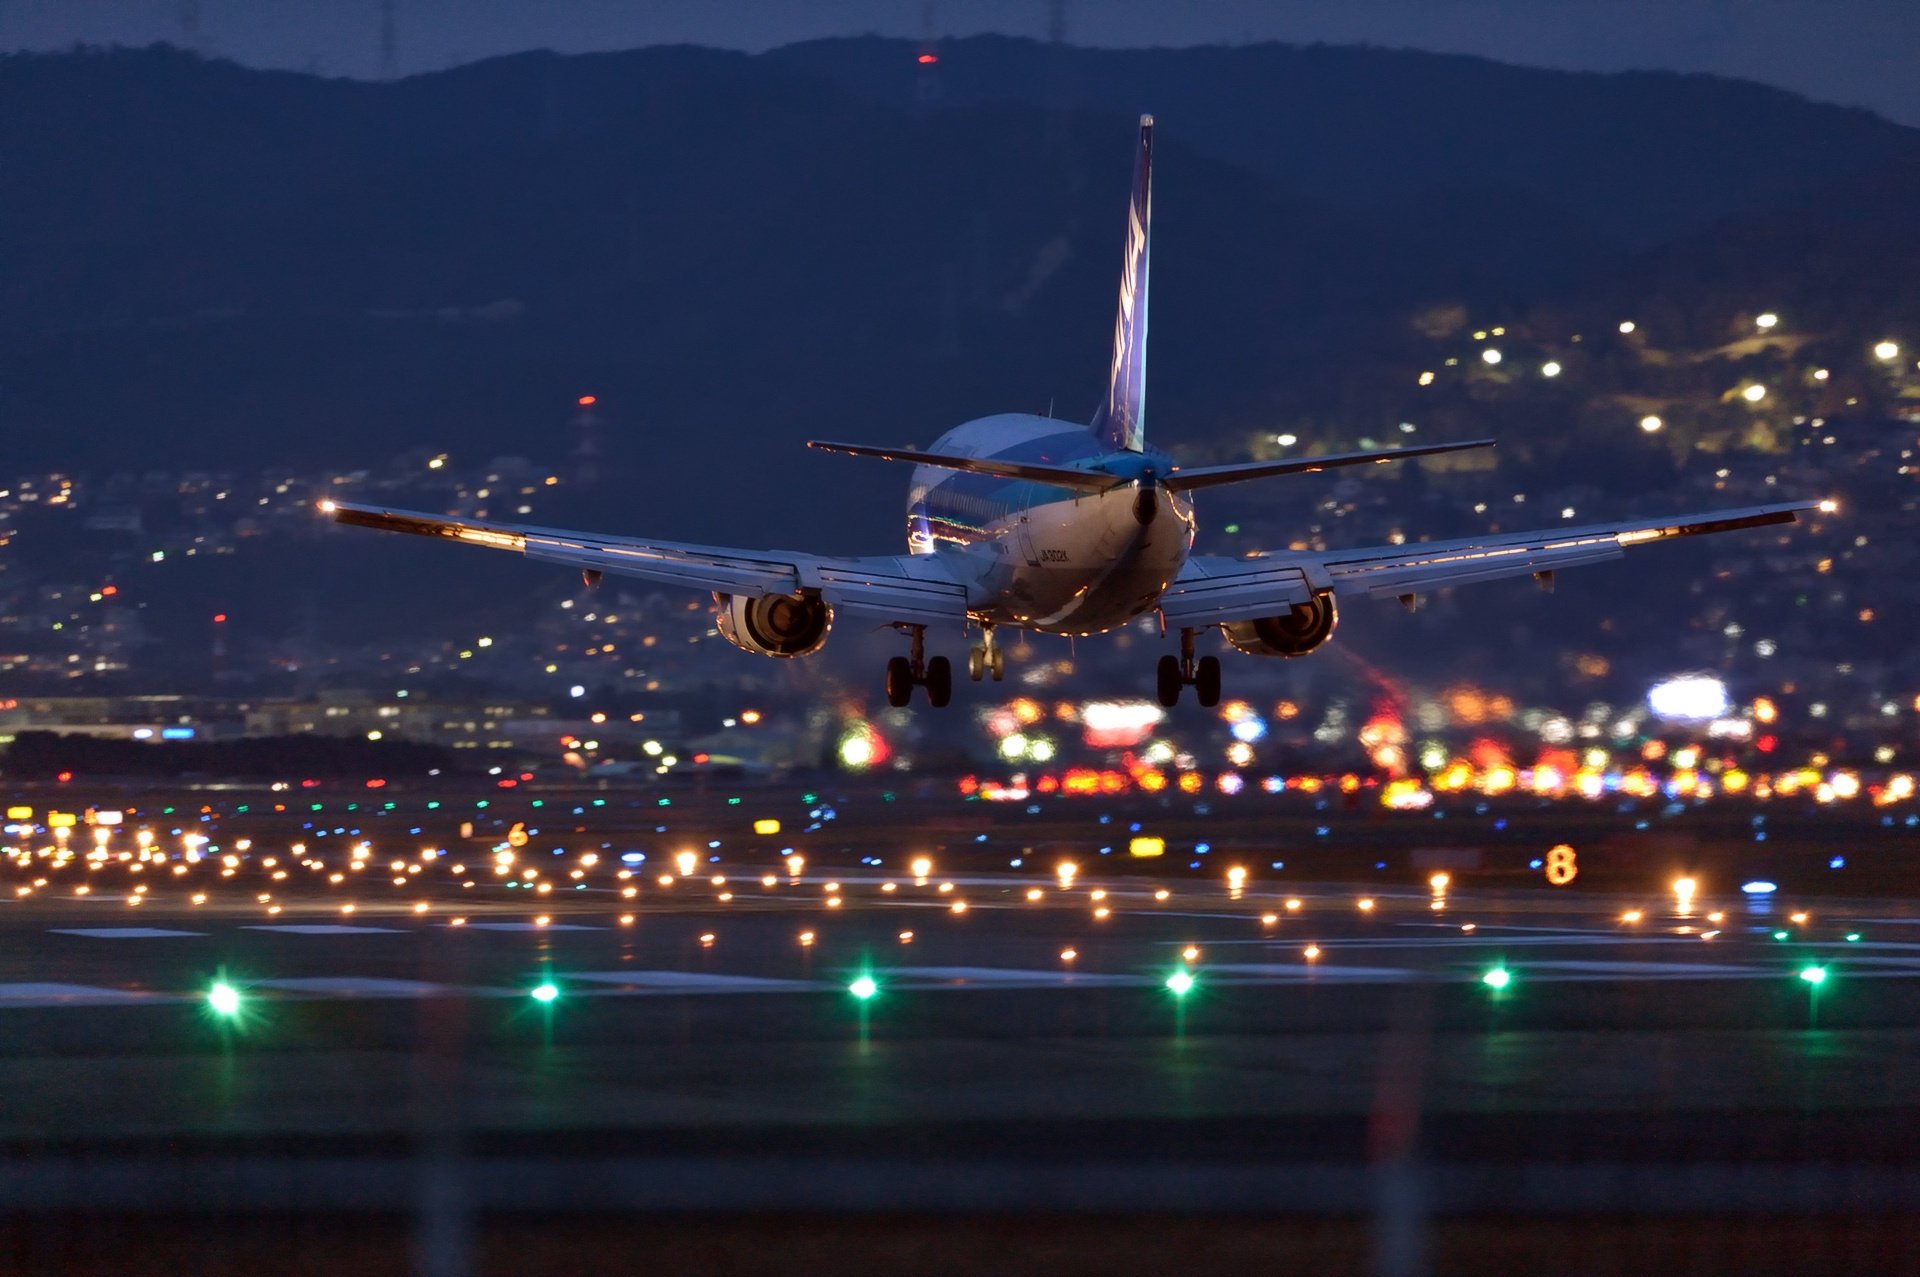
[693,753,710,765]
[301,779,320,788]
[101,585,118,597]
[917,52,938,64]
[497,778,518,788]
[1757,734,1778,754]
[364,778,386,789]
[577,395,597,407]
[212,613,227,624]
[56,771,72,783]
[519,772,534,782]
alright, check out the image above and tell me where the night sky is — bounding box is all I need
[2,0,1916,127]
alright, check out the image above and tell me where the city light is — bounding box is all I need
[1639,414,1663,433]
[1481,348,1502,365]
[1874,340,1900,361]
[1648,675,1730,721]
[1541,361,1561,377]
[1756,313,1778,330]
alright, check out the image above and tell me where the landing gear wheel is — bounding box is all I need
[968,649,986,682]
[924,656,954,708]
[1194,655,1222,708]
[1156,654,1183,708]
[988,646,1005,681]
[885,656,914,707]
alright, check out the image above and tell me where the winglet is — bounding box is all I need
[1091,114,1152,454]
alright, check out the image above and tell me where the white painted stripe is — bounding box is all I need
[0,982,159,1005]
[890,966,1145,987]
[569,971,818,992]
[255,977,450,997]
[244,925,406,935]
[1206,963,1415,981]
[459,922,600,932]
[50,927,205,939]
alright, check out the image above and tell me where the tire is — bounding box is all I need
[885,656,915,707]
[1155,654,1183,708]
[924,655,953,708]
[988,647,1006,681]
[968,649,985,682]
[1194,655,1222,708]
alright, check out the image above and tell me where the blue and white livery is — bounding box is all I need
[327,116,1819,709]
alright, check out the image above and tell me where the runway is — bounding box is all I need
[6,785,1920,1273]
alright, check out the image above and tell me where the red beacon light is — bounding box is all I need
[917,52,938,64]
[577,395,597,407]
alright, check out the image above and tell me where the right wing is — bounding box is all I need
[1160,500,1820,627]
[323,501,968,626]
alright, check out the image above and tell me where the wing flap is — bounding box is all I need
[1158,559,1313,626]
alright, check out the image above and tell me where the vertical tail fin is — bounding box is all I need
[1092,114,1152,453]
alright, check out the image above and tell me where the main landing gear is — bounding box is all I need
[967,624,1006,683]
[1156,627,1221,708]
[885,625,952,708]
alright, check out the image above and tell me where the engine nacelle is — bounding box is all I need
[714,592,832,658]
[1222,593,1338,658]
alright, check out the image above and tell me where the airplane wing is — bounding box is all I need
[323,501,968,625]
[1158,500,1821,627]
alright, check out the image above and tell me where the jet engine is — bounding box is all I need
[1222,593,1337,658]
[714,592,832,658]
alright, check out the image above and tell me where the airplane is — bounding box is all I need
[324,114,1821,710]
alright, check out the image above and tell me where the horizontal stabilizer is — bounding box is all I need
[1163,439,1495,492]
[807,440,1118,492]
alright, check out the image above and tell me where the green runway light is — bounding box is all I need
[207,981,242,1017]
[1799,965,1827,985]
[530,982,559,1003]
[1165,970,1195,996]
[1846,933,1862,943]
[1482,967,1512,991]
[848,976,878,1000]
[1773,931,1789,941]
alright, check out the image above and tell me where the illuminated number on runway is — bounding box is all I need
[507,822,529,848]
[1545,844,1577,885]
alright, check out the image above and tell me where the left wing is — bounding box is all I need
[1159,500,1820,627]
[323,501,967,625]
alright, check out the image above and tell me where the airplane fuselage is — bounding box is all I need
[906,413,1195,635]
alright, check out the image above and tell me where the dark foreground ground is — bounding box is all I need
[2,778,1917,1274]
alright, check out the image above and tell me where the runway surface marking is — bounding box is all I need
[457,922,601,932]
[243,924,406,935]
[570,971,817,992]
[48,928,205,939]
[0,983,168,1005]
[255,977,457,997]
